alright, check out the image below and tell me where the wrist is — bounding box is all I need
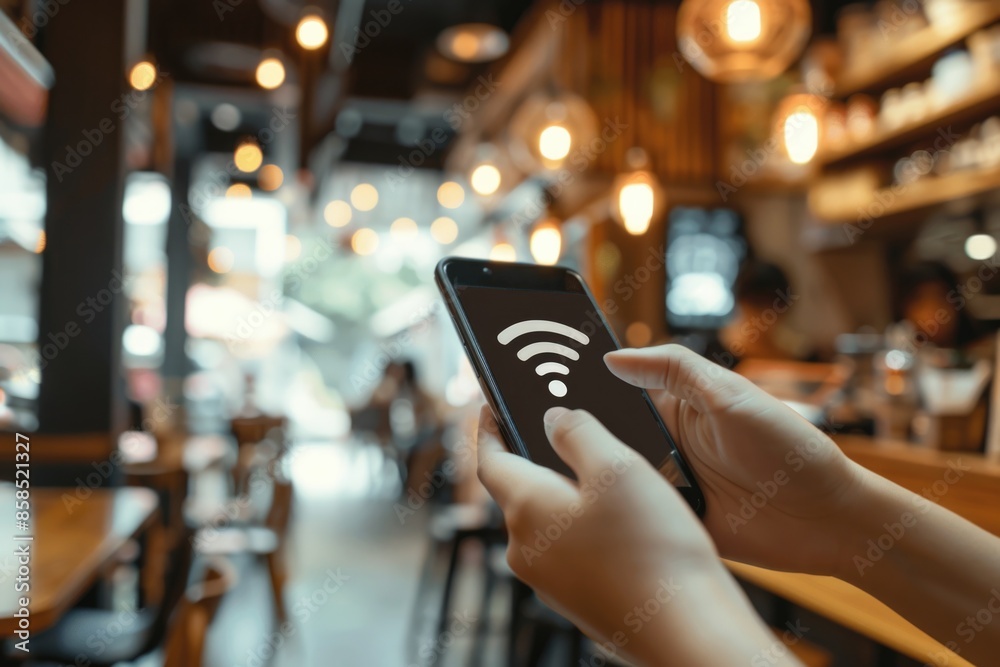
[829,464,912,585]
[627,565,801,667]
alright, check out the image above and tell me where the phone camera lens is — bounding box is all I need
[483,267,492,275]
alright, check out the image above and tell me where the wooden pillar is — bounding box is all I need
[36,0,129,441]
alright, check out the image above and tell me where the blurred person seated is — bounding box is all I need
[894,261,992,360]
[718,260,813,363]
[354,359,447,496]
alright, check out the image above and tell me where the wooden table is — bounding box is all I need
[725,435,1000,666]
[0,486,158,636]
[726,561,975,667]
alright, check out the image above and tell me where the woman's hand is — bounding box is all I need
[476,406,798,666]
[605,344,866,577]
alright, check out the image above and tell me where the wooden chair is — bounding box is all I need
[194,469,294,624]
[230,414,287,494]
[163,556,238,667]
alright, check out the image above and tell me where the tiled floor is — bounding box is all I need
[204,440,508,667]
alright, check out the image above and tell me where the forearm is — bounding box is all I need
[627,567,804,667]
[835,466,1000,664]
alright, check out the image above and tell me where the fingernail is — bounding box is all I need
[544,406,570,427]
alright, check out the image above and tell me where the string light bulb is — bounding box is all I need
[470,163,502,196]
[255,57,286,90]
[431,217,458,244]
[234,141,263,173]
[489,242,516,262]
[129,60,157,91]
[296,14,329,50]
[530,220,562,265]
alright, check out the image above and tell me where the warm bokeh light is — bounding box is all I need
[470,164,501,196]
[437,23,509,63]
[226,183,252,198]
[207,246,235,274]
[296,15,329,50]
[34,230,45,254]
[430,217,458,244]
[437,181,465,209]
[489,242,516,262]
[619,182,656,235]
[350,183,379,211]
[258,165,284,191]
[451,32,480,60]
[625,321,653,347]
[351,228,380,255]
[129,61,157,91]
[783,107,820,165]
[324,200,353,227]
[965,234,997,260]
[390,217,418,239]
[530,221,562,265]
[725,0,762,43]
[234,142,264,173]
[538,125,572,162]
[285,234,302,262]
[255,57,286,90]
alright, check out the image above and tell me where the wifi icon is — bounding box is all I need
[497,320,591,398]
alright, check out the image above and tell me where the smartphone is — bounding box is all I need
[435,257,706,516]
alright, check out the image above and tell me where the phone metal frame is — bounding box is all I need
[435,257,706,517]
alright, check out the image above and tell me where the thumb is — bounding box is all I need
[604,344,752,413]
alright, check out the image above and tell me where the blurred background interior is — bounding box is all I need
[2,0,1000,665]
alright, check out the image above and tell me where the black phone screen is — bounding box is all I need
[457,284,692,486]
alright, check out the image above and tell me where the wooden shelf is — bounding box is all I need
[819,81,1000,167]
[835,3,1000,98]
[811,165,1000,223]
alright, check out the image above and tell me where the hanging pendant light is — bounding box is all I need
[509,92,598,173]
[611,148,664,236]
[773,91,827,166]
[676,0,811,83]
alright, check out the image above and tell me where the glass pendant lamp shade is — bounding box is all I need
[509,92,599,173]
[677,0,811,83]
[611,148,665,236]
[773,91,827,165]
